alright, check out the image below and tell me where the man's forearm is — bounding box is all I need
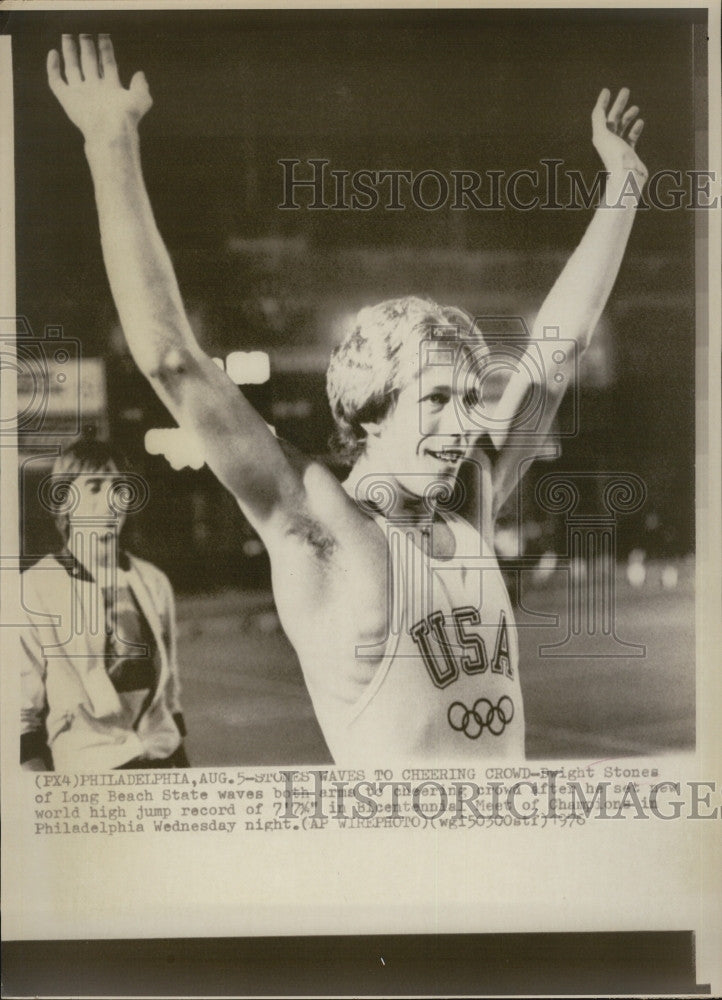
[533,167,644,352]
[85,126,198,377]
[46,34,316,529]
[83,116,302,520]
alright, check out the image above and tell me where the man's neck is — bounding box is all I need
[343,454,435,524]
[64,536,124,579]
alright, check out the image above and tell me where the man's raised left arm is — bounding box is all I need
[488,87,648,509]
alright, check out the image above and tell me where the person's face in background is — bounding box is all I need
[64,462,127,568]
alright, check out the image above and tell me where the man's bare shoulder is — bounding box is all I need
[263,455,390,644]
[267,454,387,573]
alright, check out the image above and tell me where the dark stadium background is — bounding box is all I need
[6,7,702,763]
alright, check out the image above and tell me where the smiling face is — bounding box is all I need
[369,342,480,499]
[326,296,486,468]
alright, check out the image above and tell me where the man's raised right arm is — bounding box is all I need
[48,35,302,532]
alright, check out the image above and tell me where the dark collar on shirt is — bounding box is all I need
[475,431,499,463]
[55,547,131,581]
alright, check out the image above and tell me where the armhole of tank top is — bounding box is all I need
[444,508,495,558]
[344,508,492,727]
[345,516,405,726]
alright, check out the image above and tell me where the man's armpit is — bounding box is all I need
[285,511,338,561]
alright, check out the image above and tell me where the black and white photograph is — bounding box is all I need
[7,5,704,768]
[1,1,720,995]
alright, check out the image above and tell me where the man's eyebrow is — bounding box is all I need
[418,382,453,394]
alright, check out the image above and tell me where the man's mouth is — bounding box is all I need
[426,447,465,465]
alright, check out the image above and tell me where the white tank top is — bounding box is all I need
[309,511,524,763]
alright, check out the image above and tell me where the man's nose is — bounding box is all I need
[436,400,467,438]
[85,491,114,519]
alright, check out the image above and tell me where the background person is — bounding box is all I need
[20,438,189,771]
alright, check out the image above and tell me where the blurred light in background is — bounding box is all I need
[226,351,270,385]
[272,399,312,420]
[626,547,647,588]
[145,427,205,471]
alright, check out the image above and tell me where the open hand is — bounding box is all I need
[592,88,647,183]
[48,35,152,141]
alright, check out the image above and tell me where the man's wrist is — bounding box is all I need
[84,121,141,161]
[606,162,648,189]
[603,165,648,208]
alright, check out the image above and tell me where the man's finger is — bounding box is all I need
[596,88,611,111]
[79,34,100,81]
[620,105,639,133]
[591,88,611,129]
[47,49,65,95]
[98,34,119,84]
[129,70,150,96]
[129,71,153,116]
[607,87,630,128]
[61,34,82,84]
[627,119,644,149]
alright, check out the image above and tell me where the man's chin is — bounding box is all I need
[398,469,459,499]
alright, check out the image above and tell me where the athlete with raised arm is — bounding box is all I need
[48,35,647,762]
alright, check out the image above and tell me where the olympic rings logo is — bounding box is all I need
[448,696,514,738]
